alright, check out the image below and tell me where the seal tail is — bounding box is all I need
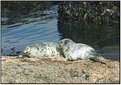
[90,56,107,64]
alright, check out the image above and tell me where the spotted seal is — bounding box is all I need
[58,38,107,63]
[24,42,62,58]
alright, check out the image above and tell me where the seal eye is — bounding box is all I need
[64,40,70,45]
[59,41,63,45]
[60,41,63,44]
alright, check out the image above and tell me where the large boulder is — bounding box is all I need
[1,56,119,83]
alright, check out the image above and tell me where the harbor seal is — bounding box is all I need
[24,42,62,58]
[58,38,107,63]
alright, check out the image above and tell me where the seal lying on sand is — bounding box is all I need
[58,38,107,63]
[24,42,62,58]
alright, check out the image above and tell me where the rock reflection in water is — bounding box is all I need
[57,20,119,49]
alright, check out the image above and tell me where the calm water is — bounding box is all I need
[1,5,119,61]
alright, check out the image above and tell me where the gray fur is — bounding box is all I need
[58,38,107,63]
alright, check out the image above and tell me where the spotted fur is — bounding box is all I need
[24,42,62,58]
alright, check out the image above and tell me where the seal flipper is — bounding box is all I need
[90,56,107,64]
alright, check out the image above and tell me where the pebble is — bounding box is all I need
[18,55,23,58]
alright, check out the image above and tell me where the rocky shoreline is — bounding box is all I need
[1,56,119,83]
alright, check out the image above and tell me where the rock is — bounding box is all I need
[58,2,119,24]
[1,56,119,83]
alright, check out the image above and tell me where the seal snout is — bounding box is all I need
[58,41,64,48]
[24,47,30,55]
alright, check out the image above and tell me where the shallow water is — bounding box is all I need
[1,5,119,61]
